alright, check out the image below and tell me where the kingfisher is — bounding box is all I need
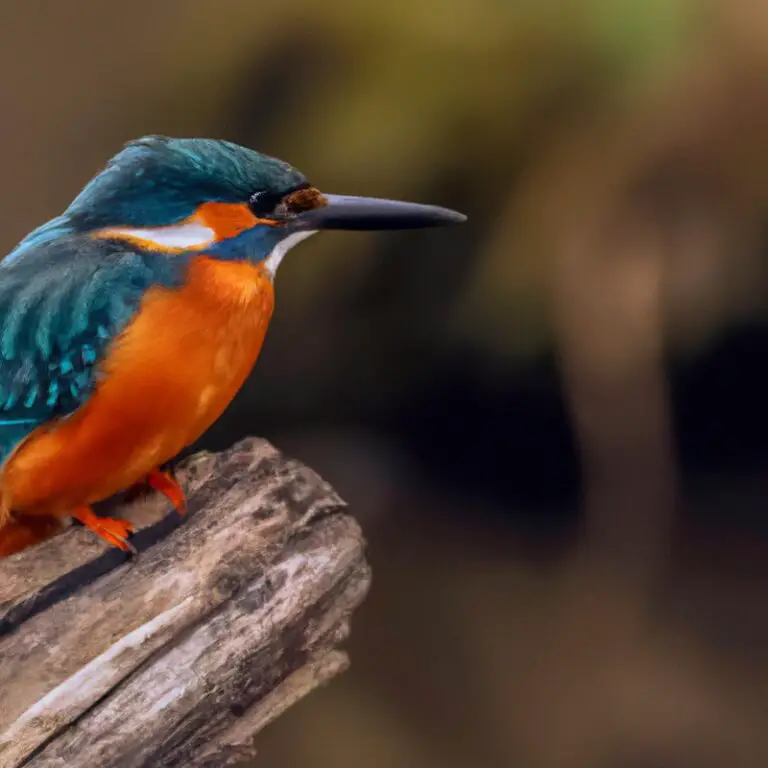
[0,136,465,557]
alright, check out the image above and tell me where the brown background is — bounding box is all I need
[4,2,768,766]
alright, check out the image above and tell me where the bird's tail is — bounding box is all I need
[0,514,64,557]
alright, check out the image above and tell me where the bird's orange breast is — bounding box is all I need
[2,256,274,514]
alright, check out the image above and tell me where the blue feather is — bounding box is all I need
[6,136,305,266]
[3,215,74,266]
[59,356,73,375]
[0,234,188,460]
[24,382,39,409]
[46,380,59,408]
[0,135,307,461]
[82,345,97,365]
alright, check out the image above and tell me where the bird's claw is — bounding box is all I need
[146,469,187,516]
[72,508,136,554]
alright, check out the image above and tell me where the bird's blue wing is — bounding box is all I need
[0,234,186,461]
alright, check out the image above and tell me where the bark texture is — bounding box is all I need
[0,437,370,768]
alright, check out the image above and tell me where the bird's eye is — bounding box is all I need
[248,183,314,219]
[248,191,283,217]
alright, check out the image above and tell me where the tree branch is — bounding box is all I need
[0,437,370,768]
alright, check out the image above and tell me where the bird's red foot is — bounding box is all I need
[72,507,135,552]
[146,469,187,516]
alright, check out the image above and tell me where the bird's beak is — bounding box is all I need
[287,194,467,231]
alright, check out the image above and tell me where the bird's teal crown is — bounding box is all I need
[66,136,307,229]
[7,136,308,262]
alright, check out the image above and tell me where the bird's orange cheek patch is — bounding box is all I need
[195,202,279,240]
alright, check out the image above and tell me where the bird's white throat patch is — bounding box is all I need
[264,230,317,278]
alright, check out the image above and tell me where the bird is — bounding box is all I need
[0,136,465,557]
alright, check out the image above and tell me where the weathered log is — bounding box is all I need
[0,437,370,768]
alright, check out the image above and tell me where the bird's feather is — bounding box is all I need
[5,137,305,268]
[0,234,187,459]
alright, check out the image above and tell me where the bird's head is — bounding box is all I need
[8,136,466,274]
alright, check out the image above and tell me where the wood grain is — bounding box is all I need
[0,437,370,768]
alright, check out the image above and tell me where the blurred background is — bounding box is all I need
[4,1,768,765]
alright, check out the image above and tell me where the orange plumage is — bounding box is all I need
[0,135,465,557]
[0,256,273,554]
